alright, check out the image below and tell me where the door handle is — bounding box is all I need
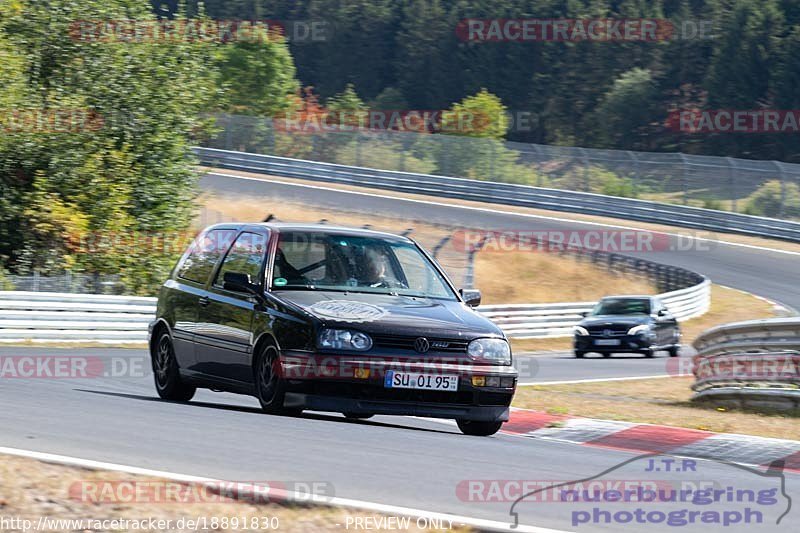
[199,296,210,307]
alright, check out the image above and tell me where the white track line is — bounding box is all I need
[519,374,690,386]
[207,170,800,258]
[0,446,570,533]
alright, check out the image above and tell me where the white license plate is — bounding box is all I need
[384,371,459,391]
[595,339,621,346]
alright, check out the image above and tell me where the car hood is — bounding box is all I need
[579,314,652,327]
[272,290,503,338]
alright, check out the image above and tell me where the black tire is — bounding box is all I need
[457,419,503,436]
[602,353,612,358]
[574,351,585,359]
[642,349,655,358]
[668,345,680,357]
[255,344,295,415]
[152,332,196,401]
[343,413,374,420]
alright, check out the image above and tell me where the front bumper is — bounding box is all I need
[574,334,654,352]
[279,351,517,422]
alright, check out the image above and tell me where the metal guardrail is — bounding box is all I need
[0,291,155,344]
[691,317,800,409]
[481,279,710,339]
[0,278,710,343]
[195,147,800,243]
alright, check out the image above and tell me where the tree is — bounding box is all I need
[216,27,299,116]
[591,68,660,150]
[0,0,218,293]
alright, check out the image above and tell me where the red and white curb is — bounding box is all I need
[502,408,800,472]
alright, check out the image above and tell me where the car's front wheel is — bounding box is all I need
[668,345,680,357]
[255,344,296,415]
[457,419,503,436]
[152,332,196,401]
[574,351,585,358]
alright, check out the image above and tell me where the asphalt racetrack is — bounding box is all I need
[3,173,799,532]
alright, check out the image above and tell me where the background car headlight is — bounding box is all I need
[318,329,373,351]
[574,326,589,336]
[628,324,654,337]
[467,338,511,365]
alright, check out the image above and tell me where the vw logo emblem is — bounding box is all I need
[603,329,612,337]
[414,337,430,353]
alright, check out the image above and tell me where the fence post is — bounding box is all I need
[775,161,787,219]
[580,148,590,192]
[726,157,736,212]
[679,153,689,205]
[628,151,639,197]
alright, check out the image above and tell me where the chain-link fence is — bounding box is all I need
[2,272,127,294]
[203,114,800,220]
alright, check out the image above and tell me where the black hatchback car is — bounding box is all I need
[149,223,517,435]
[573,295,681,358]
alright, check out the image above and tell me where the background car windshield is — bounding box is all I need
[271,231,455,300]
[592,298,651,315]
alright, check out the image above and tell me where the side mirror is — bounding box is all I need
[460,288,482,308]
[223,271,256,294]
[579,311,588,317]
[657,309,667,317]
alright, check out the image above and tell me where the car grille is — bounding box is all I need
[372,335,469,353]
[586,325,630,337]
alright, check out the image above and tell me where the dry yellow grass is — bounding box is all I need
[201,167,800,254]
[513,376,800,440]
[200,194,656,306]
[475,250,654,304]
[0,454,471,533]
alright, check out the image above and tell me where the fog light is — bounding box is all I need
[500,377,516,388]
[486,376,501,387]
[471,376,486,387]
[354,368,370,379]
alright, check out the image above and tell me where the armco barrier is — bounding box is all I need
[0,291,155,344]
[0,279,710,343]
[691,317,800,409]
[482,278,710,339]
[194,147,800,243]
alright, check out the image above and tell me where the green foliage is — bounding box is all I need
[0,0,219,294]
[591,68,659,150]
[744,180,800,218]
[442,89,509,139]
[216,32,298,115]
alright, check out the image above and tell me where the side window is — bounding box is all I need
[214,232,268,287]
[176,229,236,285]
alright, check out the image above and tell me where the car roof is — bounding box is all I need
[204,222,413,242]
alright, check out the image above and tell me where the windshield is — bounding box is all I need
[591,298,651,316]
[270,231,456,300]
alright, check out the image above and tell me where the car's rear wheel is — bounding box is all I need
[457,419,503,436]
[668,345,680,357]
[642,349,655,358]
[152,332,195,401]
[255,344,296,415]
[602,353,612,358]
[574,351,585,358]
[343,413,374,420]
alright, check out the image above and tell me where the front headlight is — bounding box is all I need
[574,326,589,336]
[318,329,373,351]
[628,324,653,336]
[467,338,511,365]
